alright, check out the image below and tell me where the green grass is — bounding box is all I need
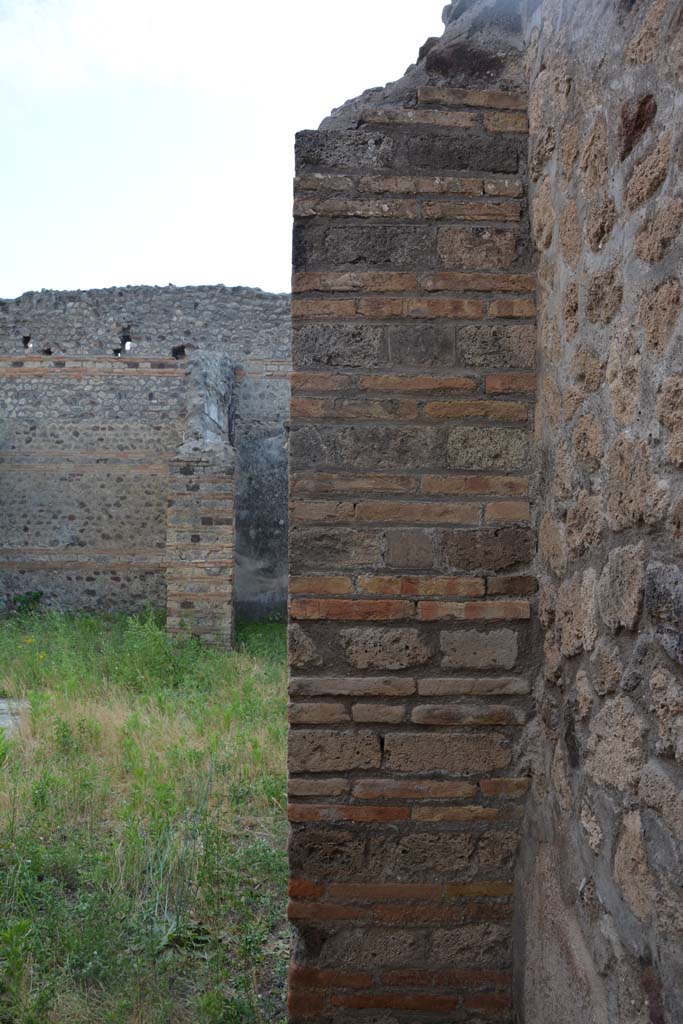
[0,611,289,1024]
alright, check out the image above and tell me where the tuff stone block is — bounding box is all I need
[439,526,533,571]
[289,730,382,773]
[340,627,433,671]
[439,628,519,671]
[383,732,512,774]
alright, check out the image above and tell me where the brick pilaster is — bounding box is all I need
[288,82,535,1022]
[166,450,235,648]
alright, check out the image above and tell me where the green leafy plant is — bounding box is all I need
[8,592,43,617]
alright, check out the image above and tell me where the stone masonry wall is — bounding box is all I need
[0,285,290,619]
[0,351,235,645]
[287,3,537,1020]
[517,0,683,1020]
[0,354,187,612]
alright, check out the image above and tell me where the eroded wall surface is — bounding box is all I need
[0,285,291,618]
[519,0,683,1019]
[287,2,537,1020]
[0,350,236,645]
[0,354,187,611]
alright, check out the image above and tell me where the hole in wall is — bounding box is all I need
[112,347,122,358]
[22,335,32,350]
[120,330,133,352]
[172,344,186,360]
[42,347,52,356]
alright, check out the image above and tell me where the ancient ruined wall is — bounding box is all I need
[0,285,290,618]
[288,3,537,1019]
[0,354,187,611]
[0,351,235,644]
[518,0,683,1019]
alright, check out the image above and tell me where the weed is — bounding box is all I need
[0,613,288,1023]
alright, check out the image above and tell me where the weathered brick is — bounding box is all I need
[288,703,350,725]
[351,703,406,724]
[359,372,477,392]
[423,199,522,222]
[402,297,486,319]
[486,373,537,394]
[351,777,478,800]
[290,598,414,621]
[291,397,419,421]
[354,500,480,525]
[484,111,529,133]
[418,599,530,621]
[293,197,418,219]
[331,991,458,1015]
[288,777,350,798]
[357,574,485,598]
[288,989,325,1016]
[330,992,459,1012]
[411,703,527,726]
[413,805,500,822]
[289,575,354,596]
[357,174,485,195]
[293,271,418,293]
[291,371,350,392]
[288,804,410,824]
[489,297,536,318]
[422,271,535,292]
[288,965,372,991]
[288,878,325,900]
[384,732,512,773]
[485,501,531,523]
[290,730,382,773]
[425,399,529,422]
[487,574,537,595]
[290,676,417,698]
[293,173,355,192]
[422,474,528,496]
[417,86,527,110]
[360,107,478,129]
[418,676,530,696]
[291,298,357,319]
[289,499,357,524]
[290,471,417,495]
[379,967,512,989]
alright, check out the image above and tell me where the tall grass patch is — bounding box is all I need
[0,612,288,1024]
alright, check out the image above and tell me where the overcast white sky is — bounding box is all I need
[0,0,444,298]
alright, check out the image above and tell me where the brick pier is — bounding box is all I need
[288,78,536,1022]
